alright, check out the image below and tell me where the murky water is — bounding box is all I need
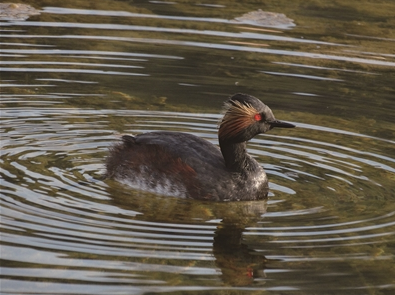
[1,1,394,294]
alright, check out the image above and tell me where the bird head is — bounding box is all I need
[218,93,295,143]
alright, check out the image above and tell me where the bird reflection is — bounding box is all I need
[107,186,269,286]
[213,221,267,286]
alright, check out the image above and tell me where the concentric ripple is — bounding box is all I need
[1,108,394,293]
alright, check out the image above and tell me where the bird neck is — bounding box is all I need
[219,140,257,173]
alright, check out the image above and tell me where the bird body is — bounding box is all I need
[106,93,295,201]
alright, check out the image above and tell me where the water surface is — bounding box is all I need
[1,1,395,294]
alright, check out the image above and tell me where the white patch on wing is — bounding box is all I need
[116,165,188,198]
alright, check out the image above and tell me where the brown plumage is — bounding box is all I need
[218,100,259,141]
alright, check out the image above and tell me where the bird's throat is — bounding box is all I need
[219,141,252,173]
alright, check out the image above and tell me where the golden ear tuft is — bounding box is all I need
[219,100,258,140]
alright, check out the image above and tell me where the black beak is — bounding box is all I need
[268,120,295,128]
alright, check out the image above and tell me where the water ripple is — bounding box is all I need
[1,2,395,293]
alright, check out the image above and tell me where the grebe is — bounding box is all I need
[106,93,295,201]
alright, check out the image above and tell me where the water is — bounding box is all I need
[1,1,395,294]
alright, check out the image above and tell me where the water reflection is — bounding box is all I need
[213,222,268,286]
[110,183,269,286]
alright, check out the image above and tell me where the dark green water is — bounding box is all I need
[1,1,394,294]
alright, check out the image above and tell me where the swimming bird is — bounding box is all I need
[106,93,295,201]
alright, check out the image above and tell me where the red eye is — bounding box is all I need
[254,114,262,121]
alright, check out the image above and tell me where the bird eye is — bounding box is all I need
[254,113,262,121]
